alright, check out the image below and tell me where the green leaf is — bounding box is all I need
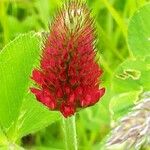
[128,3,150,58]
[110,91,141,120]
[0,32,40,129]
[112,58,150,94]
[0,126,7,146]
[0,33,60,144]
[110,58,150,120]
[79,102,110,131]
[13,94,60,139]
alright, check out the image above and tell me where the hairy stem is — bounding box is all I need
[62,115,78,150]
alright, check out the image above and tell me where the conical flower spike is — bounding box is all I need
[30,0,105,118]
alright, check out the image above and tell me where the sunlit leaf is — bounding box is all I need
[0,33,60,144]
[110,90,141,120]
[128,3,150,58]
[110,58,150,120]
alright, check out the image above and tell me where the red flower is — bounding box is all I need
[30,0,105,118]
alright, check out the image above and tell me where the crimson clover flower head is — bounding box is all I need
[30,0,105,118]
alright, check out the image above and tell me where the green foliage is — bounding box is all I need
[110,3,150,122]
[0,33,60,146]
[0,0,150,150]
[0,32,39,129]
[128,3,150,58]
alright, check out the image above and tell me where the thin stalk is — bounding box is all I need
[62,115,78,150]
[106,0,115,36]
[99,55,113,76]
[102,0,127,38]
[102,0,134,57]
[97,24,124,61]
[0,1,9,45]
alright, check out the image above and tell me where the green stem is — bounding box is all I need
[62,115,78,150]
[0,1,9,45]
[102,0,127,38]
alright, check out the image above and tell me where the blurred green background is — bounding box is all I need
[0,0,150,149]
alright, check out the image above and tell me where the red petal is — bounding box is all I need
[68,93,75,103]
[30,88,43,100]
[31,69,44,85]
[60,103,75,118]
